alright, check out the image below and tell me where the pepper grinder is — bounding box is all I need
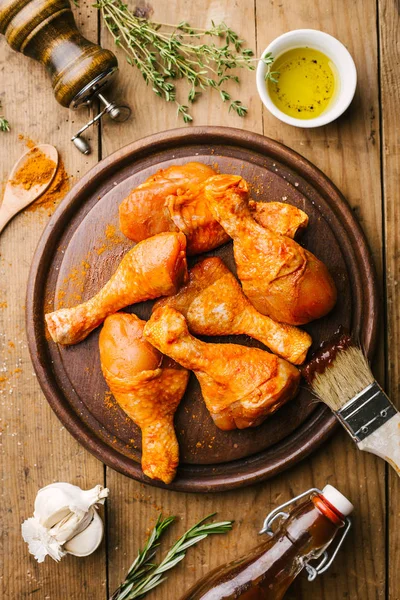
[0,0,131,154]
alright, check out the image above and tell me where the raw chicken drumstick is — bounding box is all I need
[205,175,337,325]
[144,307,300,431]
[99,313,189,484]
[45,232,188,345]
[119,162,309,255]
[155,258,312,365]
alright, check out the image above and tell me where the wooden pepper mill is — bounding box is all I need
[0,0,130,153]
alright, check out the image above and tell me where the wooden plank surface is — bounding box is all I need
[0,2,106,599]
[0,0,394,598]
[378,1,400,599]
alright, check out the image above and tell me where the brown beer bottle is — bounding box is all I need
[181,485,353,600]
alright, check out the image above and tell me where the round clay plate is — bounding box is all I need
[26,127,378,492]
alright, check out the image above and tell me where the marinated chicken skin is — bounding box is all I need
[144,307,300,430]
[99,313,189,484]
[205,175,337,325]
[45,232,188,345]
[119,162,221,255]
[119,162,309,255]
[155,258,312,365]
[250,200,308,238]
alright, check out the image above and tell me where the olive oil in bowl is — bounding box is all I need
[267,47,338,119]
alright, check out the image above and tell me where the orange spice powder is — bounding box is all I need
[11,146,56,191]
[26,157,69,214]
[56,257,91,308]
[105,224,121,243]
[14,135,70,214]
[94,223,125,255]
[18,134,36,149]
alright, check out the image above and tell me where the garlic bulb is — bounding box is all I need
[22,482,108,563]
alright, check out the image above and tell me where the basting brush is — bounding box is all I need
[303,332,400,475]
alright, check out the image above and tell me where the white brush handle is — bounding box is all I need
[357,413,400,475]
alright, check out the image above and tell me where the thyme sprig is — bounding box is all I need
[95,0,276,122]
[0,101,9,132]
[110,513,233,600]
[263,52,279,83]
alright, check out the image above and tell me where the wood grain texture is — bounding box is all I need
[0,2,106,599]
[378,0,400,598]
[0,0,394,597]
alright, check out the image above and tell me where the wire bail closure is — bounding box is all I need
[259,487,352,582]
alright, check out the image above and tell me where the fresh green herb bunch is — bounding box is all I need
[95,0,276,122]
[110,513,233,600]
[0,101,10,132]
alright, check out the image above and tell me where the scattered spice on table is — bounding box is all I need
[18,134,35,149]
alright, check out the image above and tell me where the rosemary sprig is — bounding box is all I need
[0,101,9,132]
[110,515,175,600]
[95,0,276,122]
[110,513,233,600]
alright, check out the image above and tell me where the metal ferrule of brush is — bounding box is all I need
[336,381,397,442]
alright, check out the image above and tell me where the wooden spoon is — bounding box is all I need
[0,144,58,235]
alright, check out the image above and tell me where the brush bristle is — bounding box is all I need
[311,346,374,411]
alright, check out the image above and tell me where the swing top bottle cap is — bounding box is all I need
[321,484,354,516]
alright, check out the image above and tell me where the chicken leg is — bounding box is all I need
[119,162,309,255]
[205,175,337,325]
[99,313,189,484]
[45,232,188,345]
[144,307,300,430]
[155,258,312,365]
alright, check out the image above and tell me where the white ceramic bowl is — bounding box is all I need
[256,29,357,128]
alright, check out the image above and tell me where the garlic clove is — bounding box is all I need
[49,508,94,544]
[35,491,71,529]
[64,509,104,557]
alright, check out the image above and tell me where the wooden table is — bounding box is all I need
[0,0,399,598]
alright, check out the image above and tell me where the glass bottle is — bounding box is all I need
[181,485,353,600]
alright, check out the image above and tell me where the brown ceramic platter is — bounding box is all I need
[26,127,379,492]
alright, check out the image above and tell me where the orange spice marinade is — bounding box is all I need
[11,138,70,214]
[11,146,56,190]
